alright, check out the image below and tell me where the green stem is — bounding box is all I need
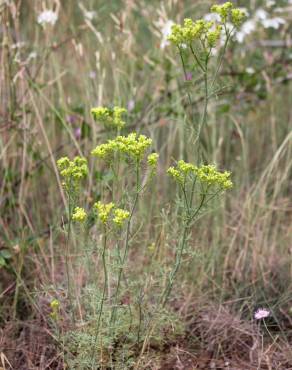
[91,227,108,367]
[190,44,205,72]
[66,179,75,323]
[161,192,206,307]
[109,161,140,330]
[178,47,192,107]
[161,222,189,307]
[210,27,233,91]
[195,59,209,149]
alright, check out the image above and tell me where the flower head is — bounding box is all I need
[91,106,127,129]
[147,153,159,168]
[37,10,58,26]
[167,161,233,190]
[50,299,60,320]
[167,160,196,184]
[211,2,246,27]
[196,164,233,190]
[211,2,234,23]
[91,132,152,162]
[113,208,130,226]
[94,201,115,224]
[207,25,222,48]
[167,167,184,184]
[254,308,270,320]
[160,20,175,49]
[168,18,213,46]
[57,156,88,191]
[72,207,87,222]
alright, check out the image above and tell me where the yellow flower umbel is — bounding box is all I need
[167,161,232,191]
[113,208,130,227]
[211,2,246,27]
[94,201,115,225]
[57,156,88,191]
[168,2,246,49]
[50,299,60,320]
[91,132,152,163]
[196,164,233,190]
[91,106,127,129]
[72,207,87,222]
[147,152,159,173]
[168,18,213,46]
[167,160,197,184]
[206,25,222,48]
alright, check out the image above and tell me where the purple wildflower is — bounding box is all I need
[185,72,192,81]
[74,127,82,140]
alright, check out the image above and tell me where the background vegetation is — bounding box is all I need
[0,0,291,368]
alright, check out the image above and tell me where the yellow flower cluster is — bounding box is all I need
[113,208,130,226]
[207,25,222,48]
[91,133,152,162]
[94,201,115,224]
[167,161,233,190]
[72,207,87,222]
[57,156,88,190]
[167,166,184,183]
[196,164,233,189]
[91,106,127,129]
[211,2,246,26]
[94,201,130,226]
[168,2,246,47]
[50,299,60,320]
[147,152,159,168]
[167,160,196,183]
[168,19,213,46]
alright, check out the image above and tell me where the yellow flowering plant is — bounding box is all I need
[167,2,246,143]
[54,4,238,365]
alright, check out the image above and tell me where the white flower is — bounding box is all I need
[28,52,37,60]
[160,20,174,49]
[255,8,268,21]
[261,17,285,29]
[235,20,256,43]
[238,7,249,17]
[246,67,255,74]
[266,0,276,7]
[37,10,58,26]
[89,71,96,79]
[179,43,187,49]
[203,13,221,22]
[254,308,270,320]
[84,11,96,21]
[11,42,26,49]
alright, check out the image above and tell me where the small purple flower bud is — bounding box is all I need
[74,127,81,140]
[185,72,192,81]
[66,115,78,125]
[127,99,135,112]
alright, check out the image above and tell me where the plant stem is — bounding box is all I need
[194,58,209,149]
[178,47,192,107]
[91,226,108,367]
[210,28,233,91]
[66,179,75,323]
[161,191,206,307]
[161,222,189,307]
[109,161,140,330]
[190,44,205,72]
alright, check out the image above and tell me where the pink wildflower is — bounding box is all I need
[254,308,270,320]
